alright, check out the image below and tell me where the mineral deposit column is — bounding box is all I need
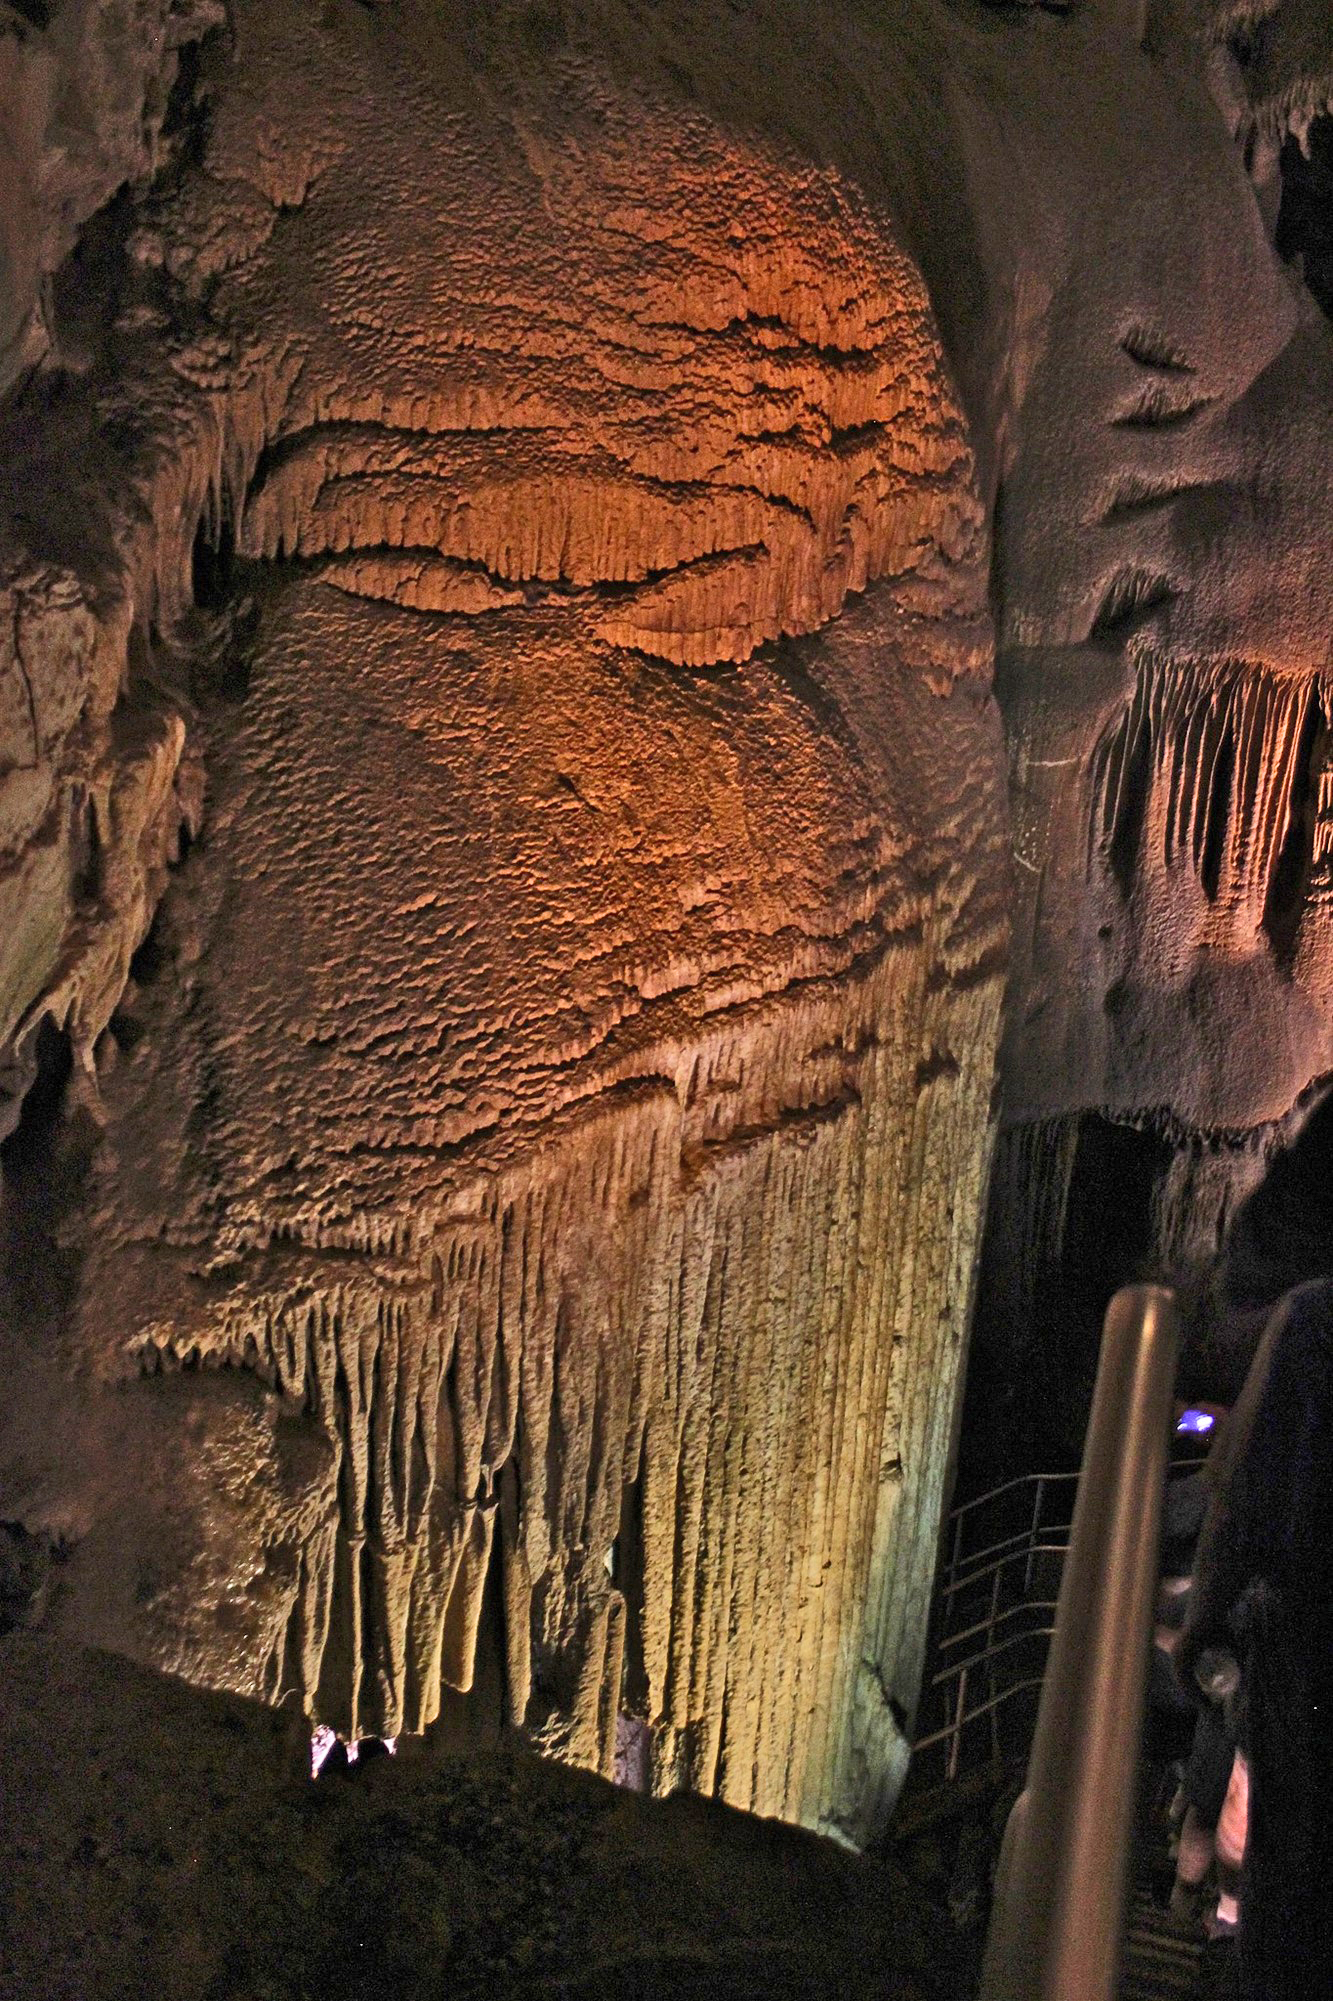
[0,0,1012,1847]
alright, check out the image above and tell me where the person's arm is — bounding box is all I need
[1176,1297,1289,1694]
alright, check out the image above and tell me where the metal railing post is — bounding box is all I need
[978,1284,1180,2001]
[1024,1477,1044,1598]
[986,1563,1002,1765]
[949,1665,969,1782]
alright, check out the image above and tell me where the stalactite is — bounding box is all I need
[1091,649,1333,936]
[973,1116,1082,1354]
[0,47,1008,1835]
[111,894,1003,1843]
[1150,1126,1274,1280]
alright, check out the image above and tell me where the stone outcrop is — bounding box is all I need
[0,1632,960,2001]
[0,0,223,394]
[897,0,1333,1466]
[0,0,1009,1848]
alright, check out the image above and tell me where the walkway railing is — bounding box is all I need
[977,1283,1181,2001]
[916,1454,1208,1788]
[914,1471,1079,1780]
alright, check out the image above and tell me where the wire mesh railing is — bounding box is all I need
[915,1446,1208,1785]
[914,1471,1078,1781]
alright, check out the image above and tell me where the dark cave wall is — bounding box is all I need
[958,58,1333,1489]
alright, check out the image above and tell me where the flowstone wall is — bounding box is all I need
[1,0,1331,1846]
[0,0,1009,1848]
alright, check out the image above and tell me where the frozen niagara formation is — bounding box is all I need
[1,0,1331,1855]
[0,0,1008,1848]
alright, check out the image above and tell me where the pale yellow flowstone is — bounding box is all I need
[0,0,1009,1852]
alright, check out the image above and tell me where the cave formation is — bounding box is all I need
[1,0,1331,1983]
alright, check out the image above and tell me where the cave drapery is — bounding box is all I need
[1,0,1330,1848]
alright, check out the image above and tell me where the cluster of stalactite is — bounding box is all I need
[0,0,1014,1854]
[1091,648,1333,952]
[122,927,1001,1839]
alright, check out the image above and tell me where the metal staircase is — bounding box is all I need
[904,1288,1213,2001]
[1120,1885,1202,2001]
[913,1468,1077,1785]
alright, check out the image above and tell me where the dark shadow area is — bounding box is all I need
[0,1016,87,1339]
[428,1504,509,1758]
[958,1112,1173,1494]
[1277,114,1333,323]
[0,1632,961,2001]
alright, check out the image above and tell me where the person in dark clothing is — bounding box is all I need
[1147,1454,1241,1930]
[1149,1467,1212,1761]
[1186,1087,1333,1405]
[1178,1088,1333,2001]
[1169,1703,1241,1927]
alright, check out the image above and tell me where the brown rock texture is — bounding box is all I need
[942,0,1333,1463]
[0,0,223,393]
[0,0,1007,1846]
[3,0,1331,1853]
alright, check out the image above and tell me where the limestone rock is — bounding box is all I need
[0,0,223,394]
[0,0,1008,1849]
[3,0,1332,1857]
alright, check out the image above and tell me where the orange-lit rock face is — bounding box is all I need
[0,0,1005,1845]
[5,0,1329,1844]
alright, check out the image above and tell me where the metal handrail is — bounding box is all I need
[941,1457,1197,1573]
[949,1512,1076,1564]
[942,1540,1074,1606]
[913,1362,1203,1800]
[978,1284,1180,2001]
[914,1505,1076,1782]
[929,1616,1060,1689]
[940,1454,1205,1623]
[947,1468,1081,1525]
[943,1472,1078,1587]
[913,1675,1051,1757]
[934,1597,1062,1670]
